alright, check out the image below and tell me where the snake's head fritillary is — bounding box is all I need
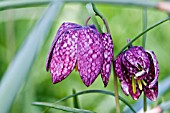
[114,46,159,101]
[46,22,114,87]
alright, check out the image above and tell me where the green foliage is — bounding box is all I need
[0,1,170,113]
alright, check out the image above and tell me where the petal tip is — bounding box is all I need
[83,81,91,87]
[104,82,108,87]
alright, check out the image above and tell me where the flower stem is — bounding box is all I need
[72,89,80,109]
[142,3,147,112]
[85,3,110,33]
[0,0,157,11]
[86,3,102,33]
[117,16,170,57]
[84,16,91,26]
[91,3,110,33]
[144,95,147,111]
[142,5,148,112]
[113,69,120,113]
[142,7,147,49]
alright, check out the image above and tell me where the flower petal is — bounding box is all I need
[145,50,159,88]
[121,80,130,95]
[122,54,138,75]
[124,46,150,72]
[127,78,142,100]
[144,82,158,101]
[46,22,81,71]
[114,53,124,81]
[129,84,142,100]
[101,33,114,87]
[114,53,130,95]
[49,30,78,83]
[77,27,103,87]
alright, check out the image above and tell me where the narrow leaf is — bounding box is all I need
[40,90,136,113]
[32,102,94,113]
[0,0,158,11]
[0,2,63,113]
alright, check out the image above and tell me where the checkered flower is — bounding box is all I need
[46,22,114,87]
[114,46,159,100]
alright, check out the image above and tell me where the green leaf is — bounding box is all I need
[0,1,63,113]
[0,0,50,10]
[32,102,94,113]
[0,0,158,11]
[41,90,136,113]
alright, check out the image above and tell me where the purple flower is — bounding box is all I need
[46,22,114,87]
[114,46,159,101]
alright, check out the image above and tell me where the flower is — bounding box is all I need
[114,46,159,101]
[46,22,114,87]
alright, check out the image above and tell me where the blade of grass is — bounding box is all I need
[40,90,136,113]
[0,0,157,11]
[32,102,94,113]
[0,1,63,113]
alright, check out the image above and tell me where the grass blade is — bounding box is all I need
[39,90,136,113]
[0,1,63,113]
[0,0,157,11]
[32,102,94,113]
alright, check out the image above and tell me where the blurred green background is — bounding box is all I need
[0,1,170,113]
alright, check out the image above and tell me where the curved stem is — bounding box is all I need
[144,95,147,111]
[113,70,121,113]
[86,3,102,33]
[0,0,158,11]
[84,16,91,26]
[116,16,170,57]
[85,3,110,33]
[91,3,110,33]
[2,0,170,13]
[41,90,136,113]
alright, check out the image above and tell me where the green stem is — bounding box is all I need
[0,0,158,11]
[144,95,147,111]
[117,16,170,57]
[142,7,147,49]
[41,90,136,113]
[86,3,102,33]
[91,3,110,33]
[113,70,121,113]
[143,5,147,112]
[72,89,80,109]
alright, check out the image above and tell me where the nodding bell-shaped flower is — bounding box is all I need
[114,46,159,101]
[46,22,114,87]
